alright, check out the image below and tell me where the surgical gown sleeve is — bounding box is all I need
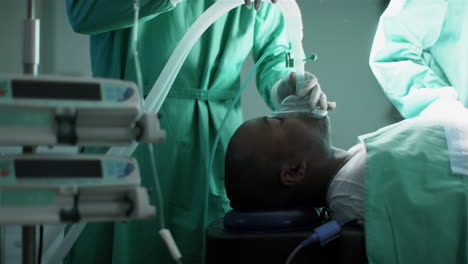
[66,0,176,34]
[253,5,294,109]
[369,0,457,118]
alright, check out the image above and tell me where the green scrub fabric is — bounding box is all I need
[362,118,468,263]
[64,1,293,263]
[370,0,468,118]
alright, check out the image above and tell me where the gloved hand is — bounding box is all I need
[244,0,278,11]
[271,71,336,110]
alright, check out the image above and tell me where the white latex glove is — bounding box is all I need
[271,72,336,110]
[244,0,278,11]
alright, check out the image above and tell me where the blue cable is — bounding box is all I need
[285,220,344,264]
[301,220,341,247]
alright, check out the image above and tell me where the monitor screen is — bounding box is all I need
[12,80,101,101]
[15,159,103,178]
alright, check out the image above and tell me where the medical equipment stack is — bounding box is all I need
[0,1,165,263]
[0,76,164,263]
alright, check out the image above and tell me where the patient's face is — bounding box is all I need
[241,115,331,154]
[225,115,333,209]
[239,115,333,178]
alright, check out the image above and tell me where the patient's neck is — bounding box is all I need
[330,147,353,176]
[293,148,352,207]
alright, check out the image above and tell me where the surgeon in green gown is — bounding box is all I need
[370,0,468,118]
[65,0,330,263]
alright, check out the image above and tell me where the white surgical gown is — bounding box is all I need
[370,0,468,118]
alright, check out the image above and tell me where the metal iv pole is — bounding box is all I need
[22,0,40,263]
[24,0,40,75]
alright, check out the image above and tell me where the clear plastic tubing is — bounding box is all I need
[108,0,306,157]
[58,0,306,261]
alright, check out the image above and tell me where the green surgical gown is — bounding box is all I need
[362,117,467,263]
[64,0,292,263]
[370,0,468,118]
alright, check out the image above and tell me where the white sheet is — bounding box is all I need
[419,97,468,176]
[445,116,468,176]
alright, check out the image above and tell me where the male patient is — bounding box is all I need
[225,101,468,263]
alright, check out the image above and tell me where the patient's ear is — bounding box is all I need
[280,161,307,187]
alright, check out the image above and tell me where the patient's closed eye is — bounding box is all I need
[267,117,284,124]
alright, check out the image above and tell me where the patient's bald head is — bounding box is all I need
[225,116,343,210]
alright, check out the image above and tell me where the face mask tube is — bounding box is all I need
[271,95,328,119]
